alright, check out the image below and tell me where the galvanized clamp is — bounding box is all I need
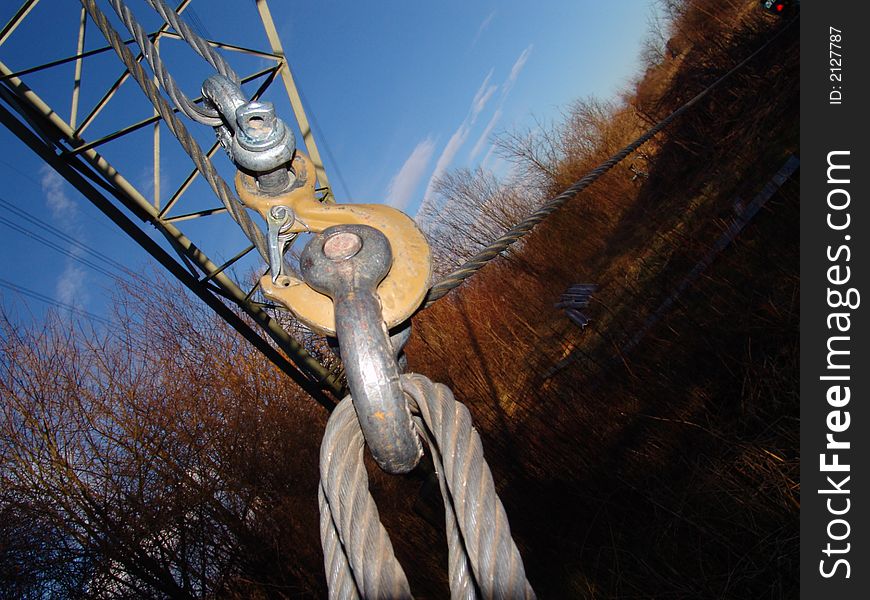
[201,74,295,194]
[300,224,423,474]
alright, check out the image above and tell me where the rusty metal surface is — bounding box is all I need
[237,152,432,336]
[301,225,422,474]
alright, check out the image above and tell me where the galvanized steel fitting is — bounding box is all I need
[202,74,296,190]
[232,101,295,175]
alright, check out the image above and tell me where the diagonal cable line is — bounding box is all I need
[0,214,124,282]
[82,0,271,263]
[294,79,353,202]
[0,196,131,275]
[0,276,112,326]
[105,0,229,125]
[424,16,799,307]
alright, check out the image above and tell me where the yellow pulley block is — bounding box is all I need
[235,152,432,336]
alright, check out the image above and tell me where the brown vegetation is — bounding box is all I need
[1,274,328,597]
[2,0,798,597]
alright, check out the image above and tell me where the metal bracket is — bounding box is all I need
[235,152,432,336]
[266,204,295,281]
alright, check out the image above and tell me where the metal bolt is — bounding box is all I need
[323,232,363,261]
[269,205,289,220]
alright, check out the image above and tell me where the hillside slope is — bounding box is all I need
[405,2,799,597]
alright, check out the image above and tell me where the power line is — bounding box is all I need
[0,195,131,274]
[0,158,40,187]
[294,79,354,202]
[0,214,124,282]
[0,276,112,326]
[0,2,342,402]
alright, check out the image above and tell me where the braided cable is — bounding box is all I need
[319,397,413,600]
[424,16,798,307]
[106,0,223,125]
[143,0,239,82]
[420,429,476,599]
[404,375,535,600]
[81,0,269,261]
[319,486,362,599]
[319,374,535,599]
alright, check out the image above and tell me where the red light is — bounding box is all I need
[776,3,784,10]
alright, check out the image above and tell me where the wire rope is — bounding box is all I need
[424,16,798,307]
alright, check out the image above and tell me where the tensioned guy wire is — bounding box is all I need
[424,16,798,308]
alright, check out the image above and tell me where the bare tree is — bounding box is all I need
[419,166,540,278]
[1,273,326,598]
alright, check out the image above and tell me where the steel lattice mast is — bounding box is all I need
[0,0,344,405]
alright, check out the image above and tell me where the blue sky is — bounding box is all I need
[0,0,656,323]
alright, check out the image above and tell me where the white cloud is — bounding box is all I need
[468,45,536,168]
[480,143,498,171]
[470,108,502,161]
[56,263,89,308]
[40,166,89,309]
[386,136,437,210]
[419,45,533,208]
[470,69,497,123]
[420,68,499,205]
[503,44,533,96]
[438,126,471,175]
[422,122,472,205]
[41,166,76,219]
[471,10,496,47]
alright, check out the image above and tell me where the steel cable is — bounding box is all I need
[80,0,269,262]
[319,373,535,599]
[142,0,239,82]
[319,396,413,600]
[106,0,225,125]
[404,375,535,600]
[425,16,798,307]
